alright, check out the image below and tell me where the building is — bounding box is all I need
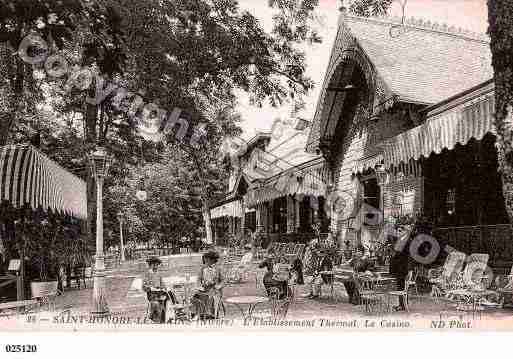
[211,10,513,270]
[305,10,512,269]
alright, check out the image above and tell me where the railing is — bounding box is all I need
[432,224,513,273]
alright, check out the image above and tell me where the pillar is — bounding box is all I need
[286,195,295,233]
[262,202,269,233]
[240,198,245,236]
[256,204,265,232]
[295,195,301,232]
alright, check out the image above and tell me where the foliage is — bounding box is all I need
[488,0,513,222]
[348,0,393,17]
[13,209,86,282]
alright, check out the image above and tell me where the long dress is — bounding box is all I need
[192,264,223,318]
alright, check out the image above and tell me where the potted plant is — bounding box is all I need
[19,218,60,298]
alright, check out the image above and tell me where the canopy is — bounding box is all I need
[0,144,87,219]
[382,91,496,169]
[244,160,330,208]
[210,200,243,219]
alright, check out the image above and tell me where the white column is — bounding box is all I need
[286,196,295,233]
[92,178,108,316]
[119,218,125,262]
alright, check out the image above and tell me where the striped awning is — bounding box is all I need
[244,161,330,207]
[210,200,243,219]
[382,93,496,168]
[353,153,384,174]
[0,145,87,219]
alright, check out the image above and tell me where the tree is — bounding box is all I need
[488,0,513,222]
[0,0,126,145]
[6,0,323,246]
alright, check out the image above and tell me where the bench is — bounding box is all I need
[0,299,39,316]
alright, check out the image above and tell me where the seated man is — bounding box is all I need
[340,245,374,305]
[143,256,176,323]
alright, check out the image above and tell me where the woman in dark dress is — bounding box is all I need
[259,256,290,299]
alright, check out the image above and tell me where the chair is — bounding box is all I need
[408,266,420,298]
[226,252,253,283]
[429,251,466,302]
[191,291,226,320]
[284,242,295,255]
[354,274,387,314]
[293,244,306,258]
[387,270,414,312]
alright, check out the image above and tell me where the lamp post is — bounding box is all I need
[88,146,111,316]
[116,212,126,263]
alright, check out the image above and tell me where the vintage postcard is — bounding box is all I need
[1,0,513,347]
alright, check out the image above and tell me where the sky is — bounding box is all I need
[235,0,489,139]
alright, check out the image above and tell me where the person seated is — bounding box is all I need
[192,250,224,319]
[143,256,177,323]
[306,248,334,299]
[340,245,374,305]
[259,256,291,300]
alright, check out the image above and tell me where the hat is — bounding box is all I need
[146,256,162,265]
[203,250,220,262]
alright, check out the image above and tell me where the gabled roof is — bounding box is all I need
[344,15,493,105]
[242,122,319,180]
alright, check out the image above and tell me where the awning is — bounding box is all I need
[244,161,330,207]
[353,153,384,174]
[382,94,496,168]
[0,144,87,219]
[210,200,243,219]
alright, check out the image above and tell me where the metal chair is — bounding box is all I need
[408,266,420,298]
[387,270,413,312]
[354,274,387,314]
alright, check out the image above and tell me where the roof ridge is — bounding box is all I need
[345,14,489,43]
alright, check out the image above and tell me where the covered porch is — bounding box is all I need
[381,81,513,270]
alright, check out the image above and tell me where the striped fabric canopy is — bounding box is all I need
[0,145,87,219]
[244,161,330,208]
[210,200,243,219]
[382,92,496,169]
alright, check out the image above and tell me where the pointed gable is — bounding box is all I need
[307,12,493,153]
[345,16,492,104]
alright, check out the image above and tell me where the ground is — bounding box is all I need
[3,253,513,330]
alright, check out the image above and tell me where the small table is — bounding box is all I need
[225,296,269,320]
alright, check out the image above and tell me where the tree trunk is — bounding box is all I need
[488,0,513,223]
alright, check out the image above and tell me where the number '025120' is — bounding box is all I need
[5,344,37,353]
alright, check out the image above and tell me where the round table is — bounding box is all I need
[225,296,269,319]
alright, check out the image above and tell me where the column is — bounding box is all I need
[286,195,295,233]
[295,195,301,232]
[240,198,245,236]
[256,204,264,232]
[262,202,269,233]
[312,196,319,226]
